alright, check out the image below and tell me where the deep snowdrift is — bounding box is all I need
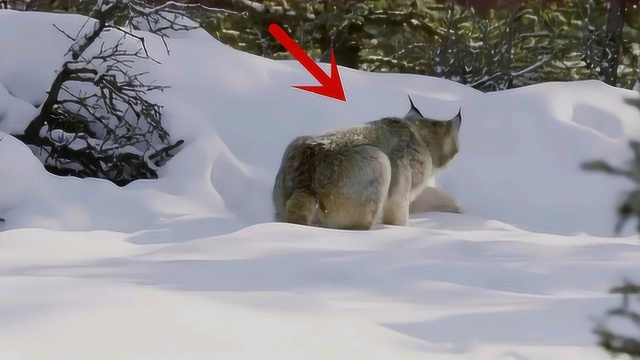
[1,11,638,236]
[0,10,639,360]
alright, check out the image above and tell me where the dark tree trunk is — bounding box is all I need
[318,28,362,70]
[601,0,628,86]
[317,0,361,70]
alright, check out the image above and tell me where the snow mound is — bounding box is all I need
[0,10,639,360]
[2,10,637,236]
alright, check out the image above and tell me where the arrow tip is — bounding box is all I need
[293,49,346,102]
[328,49,346,102]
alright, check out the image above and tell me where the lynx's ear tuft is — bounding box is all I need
[405,94,424,119]
[449,107,462,133]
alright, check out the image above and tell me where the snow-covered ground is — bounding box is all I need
[0,10,639,360]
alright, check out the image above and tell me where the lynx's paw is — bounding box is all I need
[409,186,463,214]
[436,202,464,214]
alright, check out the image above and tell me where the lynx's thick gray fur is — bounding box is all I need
[272,96,462,230]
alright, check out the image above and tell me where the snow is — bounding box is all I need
[0,9,639,360]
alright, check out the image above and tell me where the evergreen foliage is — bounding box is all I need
[190,0,640,91]
[11,0,640,91]
[583,97,640,359]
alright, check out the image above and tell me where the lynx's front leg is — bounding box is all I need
[409,186,463,214]
[382,158,412,226]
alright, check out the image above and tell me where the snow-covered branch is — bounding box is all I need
[17,0,197,186]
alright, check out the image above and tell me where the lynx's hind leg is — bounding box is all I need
[315,144,391,230]
[282,190,318,225]
[272,135,316,222]
[317,198,382,230]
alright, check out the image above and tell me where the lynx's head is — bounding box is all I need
[405,95,462,169]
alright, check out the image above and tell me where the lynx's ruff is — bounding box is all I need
[273,96,462,230]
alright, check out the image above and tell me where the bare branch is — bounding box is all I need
[53,23,77,41]
[19,0,197,186]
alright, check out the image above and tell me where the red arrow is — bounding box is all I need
[268,23,346,102]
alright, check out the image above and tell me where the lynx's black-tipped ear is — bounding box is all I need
[449,107,462,133]
[405,94,424,119]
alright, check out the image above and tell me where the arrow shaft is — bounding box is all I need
[268,24,330,83]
